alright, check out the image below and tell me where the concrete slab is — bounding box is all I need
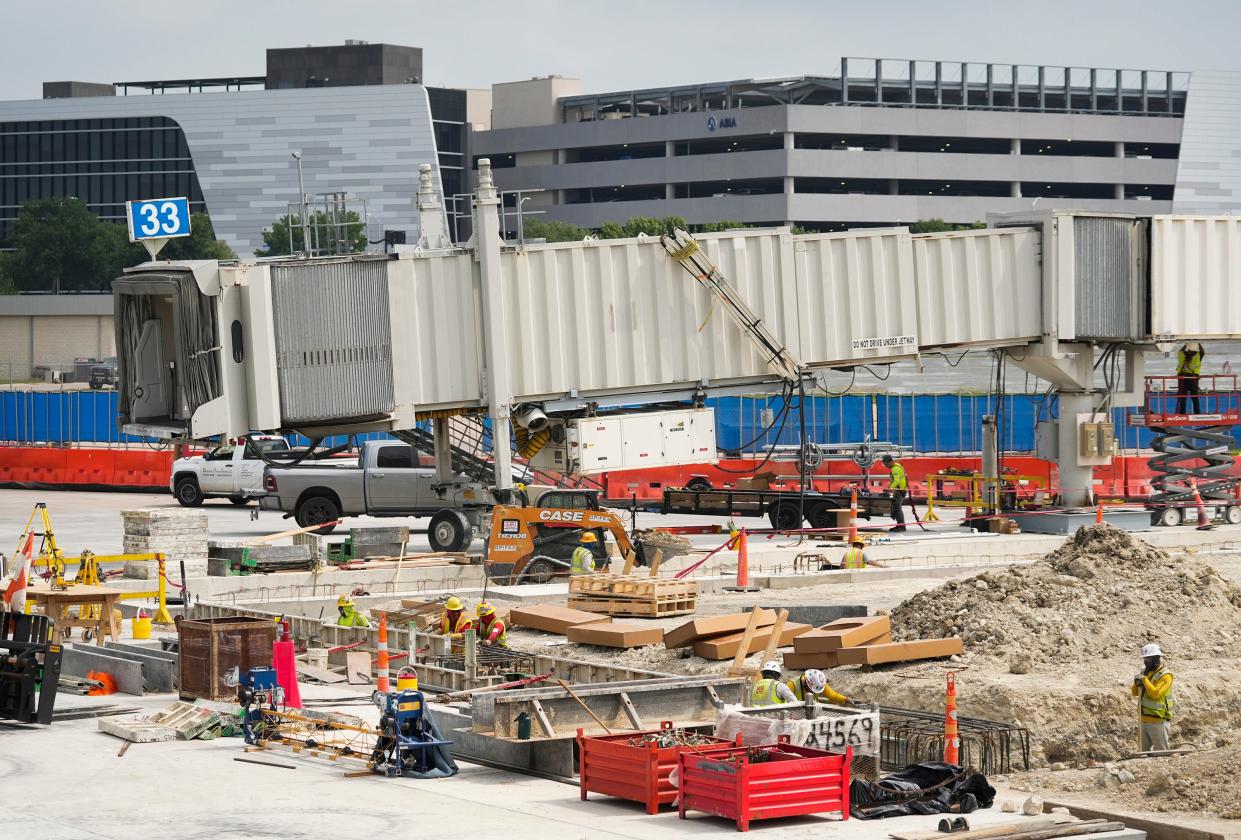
[1011,509,1152,534]
[99,644,177,692]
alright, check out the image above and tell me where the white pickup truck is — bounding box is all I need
[171,434,291,507]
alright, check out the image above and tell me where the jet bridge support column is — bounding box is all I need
[474,160,514,498]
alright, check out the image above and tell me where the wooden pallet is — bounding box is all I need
[568,574,698,599]
[568,594,697,618]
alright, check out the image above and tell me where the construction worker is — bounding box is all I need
[1175,341,1205,414]
[476,602,508,648]
[571,532,598,575]
[881,454,908,533]
[787,668,850,705]
[438,595,473,638]
[841,536,887,569]
[335,594,370,628]
[1131,643,1174,752]
[750,661,798,706]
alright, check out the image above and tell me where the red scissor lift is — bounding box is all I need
[1130,374,1241,527]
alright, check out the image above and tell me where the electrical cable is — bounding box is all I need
[861,364,892,381]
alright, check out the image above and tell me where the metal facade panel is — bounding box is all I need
[395,254,484,408]
[500,231,799,401]
[269,260,395,423]
[1150,215,1241,338]
[912,228,1042,350]
[1072,216,1147,340]
[792,229,919,366]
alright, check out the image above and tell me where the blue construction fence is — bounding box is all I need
[0,389,1164,453]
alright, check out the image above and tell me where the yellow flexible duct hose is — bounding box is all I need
[515,424,551,459]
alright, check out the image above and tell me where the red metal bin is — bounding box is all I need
[677,738,851,832]
[577,721,740,814]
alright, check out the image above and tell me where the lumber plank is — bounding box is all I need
[835,637,964,666]
[794,616,891,653]
[663,608,776,648]
[693,621,811,660]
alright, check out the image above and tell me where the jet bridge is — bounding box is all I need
[111,161,1241,504]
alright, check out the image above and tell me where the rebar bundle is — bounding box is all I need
[878,706,1029,775]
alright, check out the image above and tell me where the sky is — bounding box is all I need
[3,0,1241,101]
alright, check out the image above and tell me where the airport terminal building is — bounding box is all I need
[0,42,476,256]
[472,59,1240,231]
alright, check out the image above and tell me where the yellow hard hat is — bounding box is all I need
[580,532,598,543]
[477,602,495,617]
[337,594,353,608]
[851,537,866,547]
[445,596,464,612]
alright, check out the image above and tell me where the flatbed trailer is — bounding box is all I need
[659,487,889,530]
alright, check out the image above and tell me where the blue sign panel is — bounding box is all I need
[126,197,192,241]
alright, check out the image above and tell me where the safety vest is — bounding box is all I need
[843,548,866,569]
[786,677,809,702]
[439,611,471,635]
[337,607,369,628]
[889,462,908,491]
[571,546,595,575]
[1140,667,1174,721]
[479,616,508,648]
[1177,350,1202,376]
[750,678,784,707]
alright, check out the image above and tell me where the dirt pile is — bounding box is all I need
[890,524,1241,666]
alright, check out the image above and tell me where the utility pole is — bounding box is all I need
[291,150,310,256]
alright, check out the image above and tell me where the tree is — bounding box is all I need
[908,218,986,233]
[157,213,237,262]
[4,198,145,293]
[693,220,748,233]
[521,217,592,243]
[255,210,368,257]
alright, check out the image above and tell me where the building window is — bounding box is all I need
[0,116,204,245]
[1124,184,1174,200]
[564,142,665,163]
[795,178,889,195]
[1124,142,1178,159]
[674,135,783,156]
[565,184,666,204]
[1020,182,1117,199]
[672,179,783,199]
[1020,139,1116,157]
[897,180,1011,197]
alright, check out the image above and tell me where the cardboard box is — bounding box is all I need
[692,622,812,660]
[567,622,664,648]
[792,616,891,653]
[834,637,964,666]
[507,605,613,635]
[664,609,777,649]
[781,651,841,670]
[735,471,776,490]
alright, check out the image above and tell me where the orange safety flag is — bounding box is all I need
[2,532,35,612]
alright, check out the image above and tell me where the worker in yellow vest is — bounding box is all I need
[785,669,849,705]
[1175,342,1204,414]
[881,454,908,533]
[335,594,370,628]
[571,532,597,575]
[438,595,473,638]
[841,536,887,569]
[476,602,509,648]
[1131,643,1174,751]
[750,661,798,706]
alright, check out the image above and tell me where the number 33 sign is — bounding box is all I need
[126,197,191,257]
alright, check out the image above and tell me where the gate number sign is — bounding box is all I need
[126,197,191,242]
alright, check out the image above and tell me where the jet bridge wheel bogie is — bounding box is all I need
[1155,506,1183,528]
[1225,505,1241,526]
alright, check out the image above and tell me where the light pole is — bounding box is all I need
[517,195,531,246]
[291,150,310,256]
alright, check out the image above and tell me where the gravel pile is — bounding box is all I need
[890,524,1241,669]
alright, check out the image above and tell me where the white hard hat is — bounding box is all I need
[803,669,827,694]
[761,660,782,676]
[1140,643,1163,659]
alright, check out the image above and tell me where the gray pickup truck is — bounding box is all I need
[259,441,495,551]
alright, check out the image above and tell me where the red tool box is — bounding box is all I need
[677,738,851,832]
[577,721,740,814]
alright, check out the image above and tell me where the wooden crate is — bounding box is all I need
[177,616,275,702]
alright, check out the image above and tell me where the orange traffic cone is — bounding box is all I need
[1191,480,1213,530]
[944,672,960,766]
[377,611,390,693]
[848,488,859,544]
[724,529,759,592]
[1095,503,1104,524]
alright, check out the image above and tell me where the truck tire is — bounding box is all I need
[429,510,473,553]
[768,501,804,531]
[228,496,248,506]
[295,495,341,534]
[685,478,713,492]
[1226,505,1241,525]
[174,476,204,507]
[806,501,839,530]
